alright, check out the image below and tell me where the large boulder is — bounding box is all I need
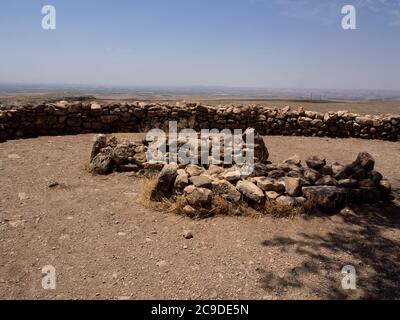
[190,175,212,188]
[265,191,280,200]
[184,185,212,207]
[275,196,306,207]
[284,177,302,197]
[338,179,358,188]
[268,170,285,179]
[90,147,113,174]
[236,180,265,203]
[245,162,269,177]
[304,168,322,183]
[150,164,179,201]
[212,179,241,203]
[368,170,383,183]
[275,195,296,207]
[315,175,338,186]
[319,165,333,176]
[305,156,326,170]
[90,134,107,161]
[333,164,355,180]
[174,170,189,191]
[349,168,368,181]
[354,152,375,171]
[302,186,345,209]
[331,162,345,176]
[255,177,285,193]
[222,168,242,182]
[112,143,136,165]
[186,164,205,177]
[207,164,224,176]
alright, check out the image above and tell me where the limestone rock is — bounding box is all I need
[112,143,135,165]
[265,191,280,200]
[255,177,285,192]
[90,147,113,174]
[174,171,189,190]
[331,162,345,176]
[183,230,193,239]
[319,165,333,176]
[268,170,285,179]
[368,170,383,183]
[302,186,345,209]
[284,155,301,166]
[207,164,224,176]
[182,205,197,216]
[349,168,367,181]
[333,164,354,180]
[184,185,212,207]
[223,169,242,182]
[354,152,375,171]
[236,180,264,203]
[150,164,178,201]
[90,134,107,161]
[275,196,296,207]
[284,177,302,197]
[338,179,358,188]
[305,156,326,170]
[186,164,205,177]
[246,163,269,177]
[304,168,322,183]
[315,175,338,187]
[212,179,241,203]
[133,152,147,166]
[190,175,212,188]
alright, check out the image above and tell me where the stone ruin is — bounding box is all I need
[1,101,399,142]
[89,130,392,217]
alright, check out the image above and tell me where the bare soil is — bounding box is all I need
[0,134,399,300]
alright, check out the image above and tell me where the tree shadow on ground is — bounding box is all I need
[260,200,400,299]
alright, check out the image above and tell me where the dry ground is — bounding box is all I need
[0,133,399,300]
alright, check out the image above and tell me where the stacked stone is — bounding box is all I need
[1,101,399,141]
[89,134,164,175]
[88,133,392,215]
[88,129,269,175]
[149,152,391,214]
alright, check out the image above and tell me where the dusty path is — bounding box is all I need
[0,134,399,299]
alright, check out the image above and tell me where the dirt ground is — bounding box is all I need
[0,133,399,300]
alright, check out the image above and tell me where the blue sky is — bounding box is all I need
[0,0,399,90]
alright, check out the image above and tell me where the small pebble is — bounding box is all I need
[183,230,193,239]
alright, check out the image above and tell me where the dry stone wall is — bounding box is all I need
[1,100,399,141]
[88,134,393,216]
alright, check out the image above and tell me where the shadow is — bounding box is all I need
[260,200,400,299]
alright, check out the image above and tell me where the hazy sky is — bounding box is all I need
[1,0,400,90]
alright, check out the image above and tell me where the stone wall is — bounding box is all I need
[1,100,399,141]
[88,134,392,216]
